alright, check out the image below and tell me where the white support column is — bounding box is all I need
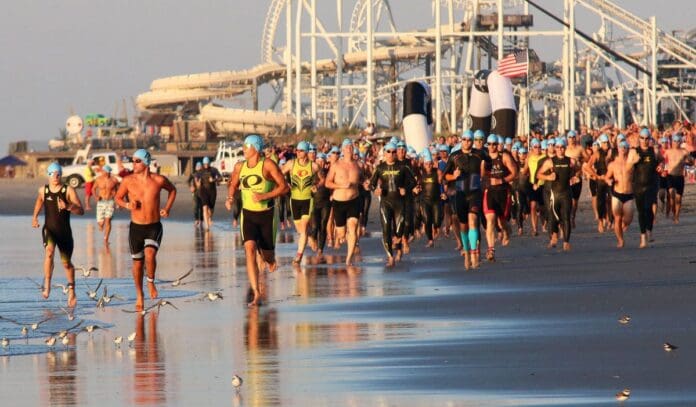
[435,0,442,134]
[543,97,549,135]
[617,87,624,128]
[336,0,343,128]
[449,0,457,134]
[562,0,570,130]
[585,57,591,127]
[366,0,374,125]
[650,16,658,125]
[295,0,303,131]
[310,0,317,127]
[568,0,576,130]
[465,0,479,72]
[497,0,504,61]
[462,77,469,129]
[285,0,293,115]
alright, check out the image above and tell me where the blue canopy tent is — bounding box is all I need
[0,155,27,167]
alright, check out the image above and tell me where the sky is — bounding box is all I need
[0,0,692,153]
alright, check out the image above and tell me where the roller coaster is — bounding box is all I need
[136,0,696,136]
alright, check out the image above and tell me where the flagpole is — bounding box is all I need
[526,48,530,138]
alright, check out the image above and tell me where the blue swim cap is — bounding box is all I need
[102,165,112,173]
[497,135,504,145]
[297,141,310,151]
[437,144,450,152]
[473,129,485,140]
[47,162,62,176]
[505,137,513,145]
[519,147,528,154]
[541,140,548,150]
[308,143,316,152]
[598,134,609,143]
[421,149,433,163]
[556,138,568,147]
[511,145,519,152]
[384,142,397,151]
[547,138,556,146]
[617,134,626,141]
[487,134,498,144]
[133,149,152,165]
[513,141,523,150]
[462,130,474,140]
[195,162,202,170]
[329,146,340,154]
[567,130,577,137]
[672,133,682,143]
[317,152,327,160]
[640,128,651,137]
[203,156,210,164]
[244,134,264,152]
[530,138,541,147]
[396,140,406,149]
[341,138,353,148]
[618,141,630,150]
[659,137,668,144]
[389,136,399,145]
[451,143,462,153]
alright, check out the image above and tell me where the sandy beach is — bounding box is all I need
[1,178,695,406]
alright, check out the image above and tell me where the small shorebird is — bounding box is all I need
[76,265,98,278]
[45,336,56,348]
[56,320,83,339]
[615,388,630,401]
[618,315,631,325]
[83,324,102,334]
[61,336,70,348]
[85,279,104,301]
[21,326,28,337]
[664,342,678,352]
[31,316,55,331]
[26,277,44,291]
[148,299,179,313]
[171,268,193,287]
[52,284,70,295]
[121,308,149,316]
[204,291,224,302]
[114,336,123,348]
[127,332,136,347]
[1,337,9,349]
[59,307,76,321]
[231,375,243,392]
[101,286,125,304]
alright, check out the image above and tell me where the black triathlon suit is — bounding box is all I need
[129,222,163,260]
[42,184,74,261]
[370,161,412,257]
[549,156,573,243]
[632,147,659,234]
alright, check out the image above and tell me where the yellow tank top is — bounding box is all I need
[290,159,313,200]
[528,154,545,185]
[239,158,274,211]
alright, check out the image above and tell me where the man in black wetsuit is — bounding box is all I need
[443,131,487,269]
[536,138,578,251]
[195,156,221,230]
[395,140,416,254]
[587,134,613,233]
[417,150,443,248]
[309,153,331,262]
[31,162,85,307]
[369,142,414,267]
[629,129,662,248]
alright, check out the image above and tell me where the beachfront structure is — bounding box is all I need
[136,0,696,137]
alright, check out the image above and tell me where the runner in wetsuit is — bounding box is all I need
[443,131,487,269]
[369,142,413,267]
[564,130,588,228]
[656,137,671,216]
[482,134,517,261]
[417,149,443,248]
[396,141,417,254]
[536,138,578,251]
[587,134,613,233]
[309,153,331,262]
[522,138,545,236]
[32,162,85,307]
[195,156,221,230]
[630,129,661,248]
[281,141,319,264]
[513,147,531,235]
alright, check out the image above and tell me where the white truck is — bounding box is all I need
[211,141,245,181]
[61,145,157,188]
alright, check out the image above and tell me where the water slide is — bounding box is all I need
[136,44,438,134]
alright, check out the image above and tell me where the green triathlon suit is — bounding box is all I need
[289,159,314,221]
[239,158,277,250]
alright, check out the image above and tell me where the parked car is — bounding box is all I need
[211,141,245,181]
[61,145,157,188]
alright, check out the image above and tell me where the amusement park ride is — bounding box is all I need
[136,0,696,136]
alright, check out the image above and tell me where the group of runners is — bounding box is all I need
[32,122,694,309]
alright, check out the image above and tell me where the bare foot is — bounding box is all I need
[547,240,557,249]
[385,256,395,268]
[425,240,434,248]
[267,261,278,273]
[345,258,353,267]
[616,239,624,248]
[42,279,51,299]
[639,237,647,249]
[403,242,410,254]
[147,280,159,299]
[67,290,77,308]
[394,249,402,263]
[562,242,571,252]
[135,297,144,312]
[247,291,262,307]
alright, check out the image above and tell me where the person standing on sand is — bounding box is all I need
[115,149,177,311]
[83,159,96,210]
[32,162,84,308]
[93,165,119,244]
[225,135,289,307]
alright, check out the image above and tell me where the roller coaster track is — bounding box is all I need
[262,0,287,63]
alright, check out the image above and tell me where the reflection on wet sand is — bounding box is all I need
[44,334,78,406]
[244,307,279,407]
[132,313,165,406]
[97,245,116,278]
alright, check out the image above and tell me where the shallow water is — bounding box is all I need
[1,214,696,406]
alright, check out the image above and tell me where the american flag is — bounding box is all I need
[497,49,528,78]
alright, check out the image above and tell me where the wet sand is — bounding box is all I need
[1,179,695,406]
